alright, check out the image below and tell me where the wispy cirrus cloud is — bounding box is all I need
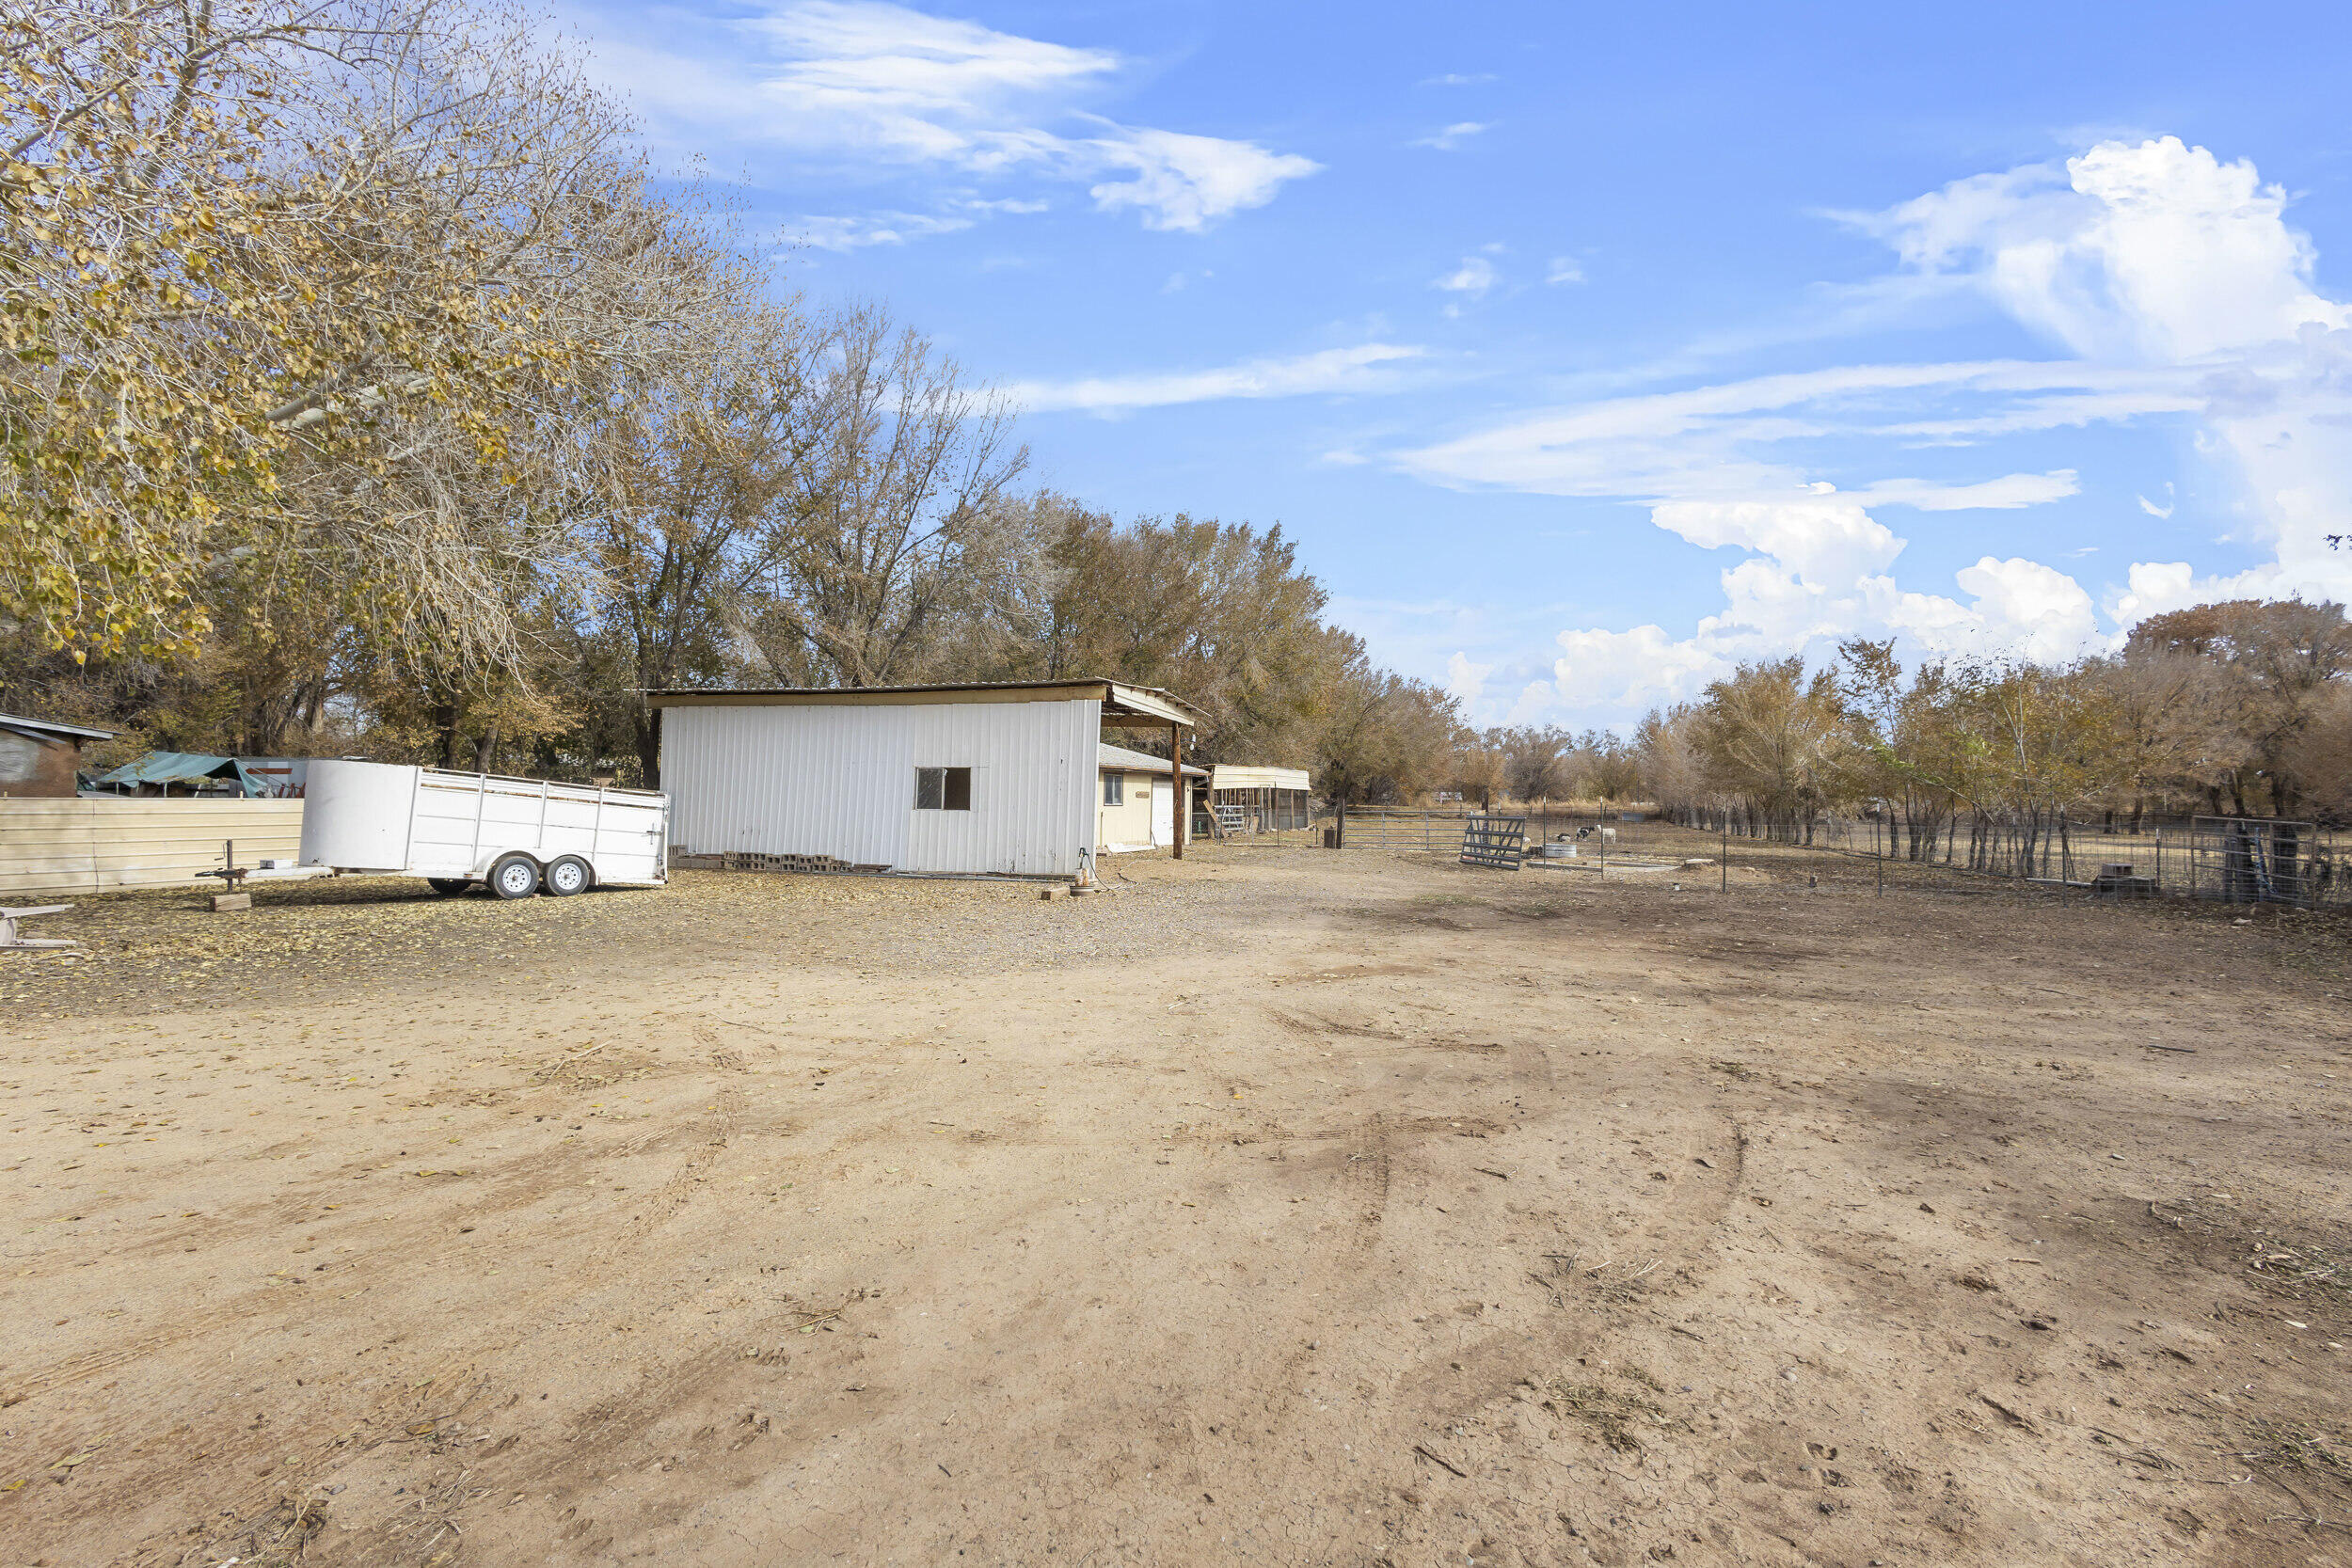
[1412,121,1489,151]
[568,0,1317,236]
[787,196,1048,249]
[1005,343,1428,415]
[1394,359,2168,500]
[1431,255,1497,303]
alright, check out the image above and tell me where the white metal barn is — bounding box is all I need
[651,680,1200,877]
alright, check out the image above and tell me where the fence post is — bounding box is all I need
[1721,818,1728,894]
[1336,800,1345,850]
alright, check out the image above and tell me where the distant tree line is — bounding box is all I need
[0,0,1457,797]
[1619,598,2352,845]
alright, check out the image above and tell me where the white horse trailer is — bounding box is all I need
[299,760,668,899]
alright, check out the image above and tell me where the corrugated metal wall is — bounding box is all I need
[0,799,305,896]
[663,699,1102,875]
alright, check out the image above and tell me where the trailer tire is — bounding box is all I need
[543,855,591,897]
[487,853,541,900]
[426,878,473,896]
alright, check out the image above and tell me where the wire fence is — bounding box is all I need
[1305,805,2352,910]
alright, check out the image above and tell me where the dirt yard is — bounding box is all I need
[4,847,2351,1567]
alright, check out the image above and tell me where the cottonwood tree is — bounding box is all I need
[571,281,811,784]
[1311,633,1460,804]
[2,0,704,759]
[1690,657,1851,840]
[2127,599,2352,816]
[749,304,1026,688]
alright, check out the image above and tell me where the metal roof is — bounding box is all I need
[0,711,118,743]
[646,677,1201,727]
[1098,741,1207,778]
[1209,764,1311,793]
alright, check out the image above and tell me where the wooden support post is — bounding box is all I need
[1170,721,1184,860]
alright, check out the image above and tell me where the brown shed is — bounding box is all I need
[0,713,117,799]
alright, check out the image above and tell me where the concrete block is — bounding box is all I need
[211,893,251,912]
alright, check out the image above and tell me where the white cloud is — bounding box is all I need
[1414,121,1490,151]
[1419,72,1496,86]
[787,210,977,248]
[787,196,1047,249]
[1432,256,1498,298]
[1005,343,1428,415]
[1445,652,1495,709]
[1552,624,1725,710]
[1538,498,2103,718]
[1391,135,2352,723]
[742,0,1116,160]
[1086,125,1319,232]
[1876,138,2352,630]
[572,0,1317,235]
[1395,359,2114,499]
[1545,257,1584,286]
[1655,498,1903,585]
[1851,470,2079,510]
[2137,483,2175,518]
[1858,136,2348,364]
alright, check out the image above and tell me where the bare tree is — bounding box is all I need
[576,293,811,784]
[750,304,1026,687]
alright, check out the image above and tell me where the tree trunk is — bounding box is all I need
[432,704,462,771]
[635,703,662,792]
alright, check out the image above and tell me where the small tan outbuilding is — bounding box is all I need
[1096,742,1205,853]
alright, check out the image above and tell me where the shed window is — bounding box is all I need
[915,767,971,811]
[1103,772,1123,806]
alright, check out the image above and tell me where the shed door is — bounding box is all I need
[1152,781,1172,847]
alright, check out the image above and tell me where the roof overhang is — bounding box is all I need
[1099,742,1207,777]
[0,711,118,744]
[1099,682,1197,728]
[648,678,1200,729]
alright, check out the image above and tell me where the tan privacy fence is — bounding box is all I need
[0,799,305,897]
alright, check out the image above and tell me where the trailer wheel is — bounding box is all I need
[426,878,473,896]
[487,853,540,900]
[543,855,591,897]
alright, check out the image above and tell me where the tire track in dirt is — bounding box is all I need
[1342,1111,1394,1231]
[618,1035,750,1240]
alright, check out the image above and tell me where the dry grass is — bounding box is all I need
[1543,1379,1674,1453]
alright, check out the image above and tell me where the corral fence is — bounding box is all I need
[1319,804,2352,910]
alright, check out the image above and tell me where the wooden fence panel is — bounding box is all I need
[0,799,306,896]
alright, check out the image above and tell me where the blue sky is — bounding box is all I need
[560,0,2352,728]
